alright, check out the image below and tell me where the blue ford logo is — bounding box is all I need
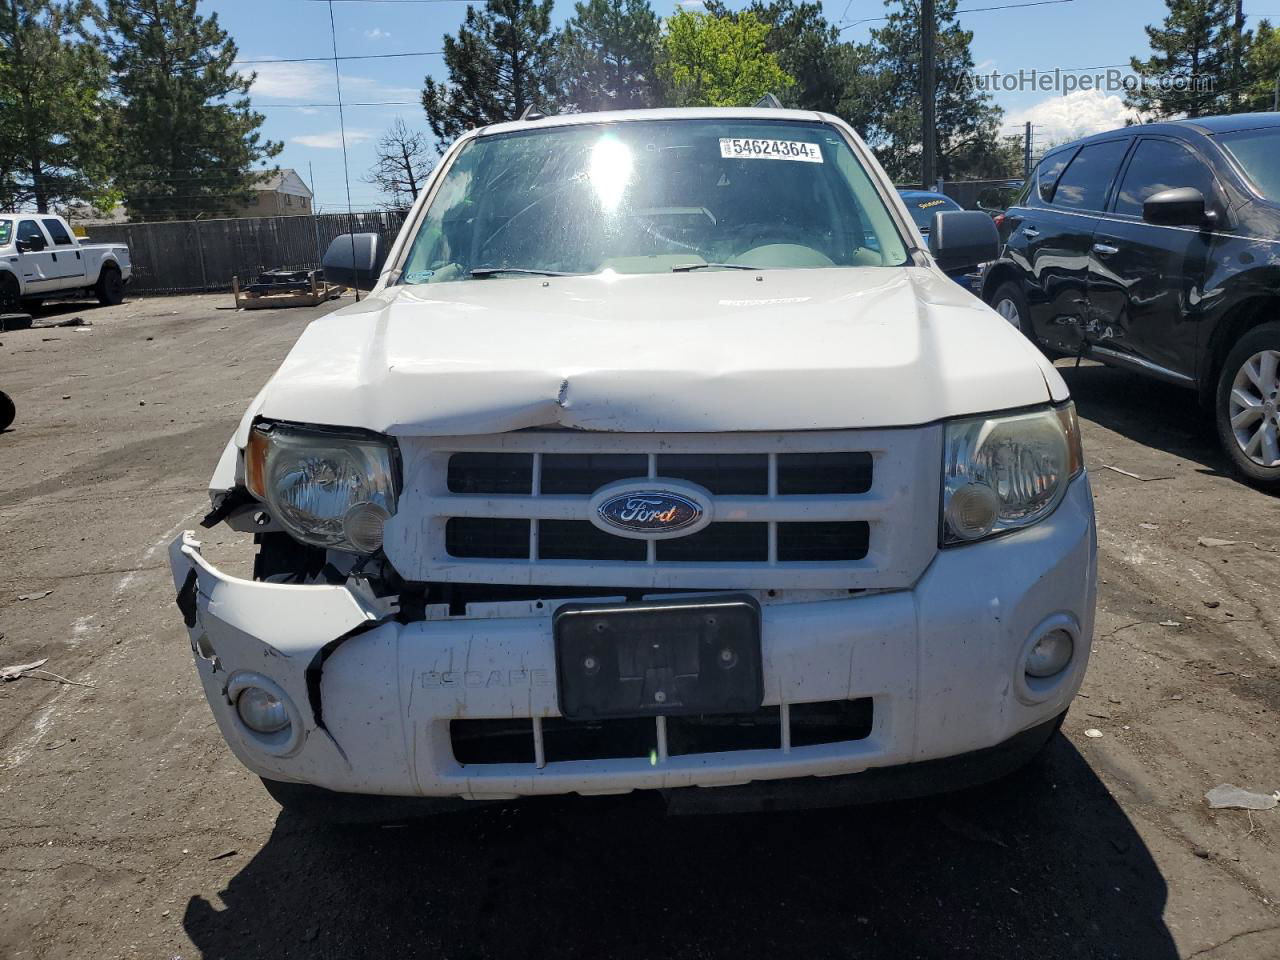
[597,491,702,534]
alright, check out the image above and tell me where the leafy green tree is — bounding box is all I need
[1126,0,1241,119]
[102,0,280,221]
[657,9,792,107]
[704,0,849,112]
[859,0,1010,183]
[557,0,660,111]
[0,0,111,212]
[422,0,560,147]
[1243,18,1280,112]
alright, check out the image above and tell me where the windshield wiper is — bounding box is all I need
[671,262,760,273]
[469,266,577,278]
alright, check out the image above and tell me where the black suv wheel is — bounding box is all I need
[1216,322,1280,490]
[990,281,1032,339]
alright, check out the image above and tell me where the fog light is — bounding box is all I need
[236,686,291,734]
[1026,629,1073,678]
[944,482,1000,541]
[343,502,390,553]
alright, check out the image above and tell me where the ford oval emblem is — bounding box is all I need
[589,481,713,540]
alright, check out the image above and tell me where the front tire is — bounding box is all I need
[1217,322,1280,490]
[990,280,1033,339]
[0,391,14,432]
[95,265,124,306]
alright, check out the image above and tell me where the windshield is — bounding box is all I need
[902,194,962,231]
[0,219,10,245]
[1216,128,1280,202]
[400,119,909,283]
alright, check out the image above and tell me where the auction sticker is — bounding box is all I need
[719,138,823,163]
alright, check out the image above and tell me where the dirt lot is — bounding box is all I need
[1,293,1278,960]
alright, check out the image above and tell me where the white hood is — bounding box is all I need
[240,266,1066,440]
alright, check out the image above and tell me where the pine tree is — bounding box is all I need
[557,0,660,112]
[861,0,1012,183]
[0,0,111,212]
[102,0,281,221]
[421,0,560,148]
[1243,18,1280,112]
[1127,0,1241,119]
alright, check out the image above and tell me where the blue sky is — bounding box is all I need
[214,0,1274,208]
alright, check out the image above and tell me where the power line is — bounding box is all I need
[256,100,418,107]
[840,0,1074,32]
[234,50,442,64]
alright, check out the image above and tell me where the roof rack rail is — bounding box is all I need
[753,93,783,109]
[519,104,548,121]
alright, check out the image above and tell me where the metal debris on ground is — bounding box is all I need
[232,269,345,310]
[1099,464,1173,482]
[1,658,95,687]
[2,658,49,681]
[1084,728,1104,738]
[1205,784,1279,811]
[17,590,52,601]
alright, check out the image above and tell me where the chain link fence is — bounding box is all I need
[83,211,409,295]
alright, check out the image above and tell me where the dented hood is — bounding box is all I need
[241,267,1066,440]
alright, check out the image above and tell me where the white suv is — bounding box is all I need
[171,108,1096,818]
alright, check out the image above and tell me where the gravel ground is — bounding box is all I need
[1,293,1278,960]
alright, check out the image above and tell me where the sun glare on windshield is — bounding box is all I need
[589,134,633,214]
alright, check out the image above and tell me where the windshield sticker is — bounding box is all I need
[917,199,948,209]
[719,138,823,163]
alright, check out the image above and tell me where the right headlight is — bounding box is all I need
[941,403,1083,545]
[244,422,399,553]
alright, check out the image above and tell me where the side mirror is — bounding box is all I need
[928,210,1000,273]
[322,233,384,290]
[1143,187,1210,228]
[16,235,46,253]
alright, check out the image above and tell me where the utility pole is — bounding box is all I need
[1231,0,1244,111]
[921,0,937,189]
[1024,122,1033,178]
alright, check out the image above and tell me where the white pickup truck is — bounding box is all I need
[172,107,1097,819]
[0,213,131,311]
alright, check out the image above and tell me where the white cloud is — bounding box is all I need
[241,61,331,100]
[1006,90,1140,149]
[239,58,418,103]
[365,27,391,40]
[292,130,376,149]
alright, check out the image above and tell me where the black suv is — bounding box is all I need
[981,113,1280,488]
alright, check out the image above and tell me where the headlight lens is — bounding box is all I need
[942,403,1083,545]
[245,423,398,552]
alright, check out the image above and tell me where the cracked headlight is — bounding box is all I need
[941,403,1083,545]
[245,423,399,553]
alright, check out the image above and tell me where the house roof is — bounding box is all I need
[253,168,313,196]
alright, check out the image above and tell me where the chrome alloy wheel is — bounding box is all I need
[995,298,1021,328]
[1229,349,1280,467]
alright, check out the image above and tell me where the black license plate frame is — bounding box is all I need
[554,594,763,721]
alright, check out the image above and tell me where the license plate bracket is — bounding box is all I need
[554,594,763,721]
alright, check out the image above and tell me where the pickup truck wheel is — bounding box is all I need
[1217,323,1280,490]
[0,391,14,432]
[95,266,124,306]
[0,273,19,313]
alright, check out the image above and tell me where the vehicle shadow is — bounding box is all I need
[1056,360,1232,479]
[183,736,1176,959]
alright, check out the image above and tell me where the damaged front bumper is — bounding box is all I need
[170,475,1096,802]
